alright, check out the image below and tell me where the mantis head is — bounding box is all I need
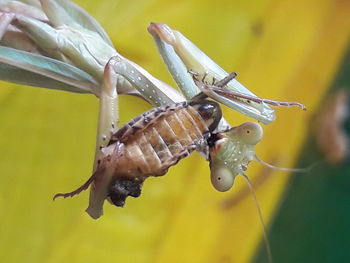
[208,122,263,192]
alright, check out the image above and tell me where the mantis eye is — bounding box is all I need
[236,122,263,145]
[210,166,234,192]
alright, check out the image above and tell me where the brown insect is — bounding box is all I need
[54,98,222,218]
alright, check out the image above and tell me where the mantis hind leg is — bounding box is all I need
[0,12,15,39]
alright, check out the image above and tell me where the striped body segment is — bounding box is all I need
[105,100,222,206]
[54,99,222,215]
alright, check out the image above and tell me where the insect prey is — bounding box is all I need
[54,98,223,219]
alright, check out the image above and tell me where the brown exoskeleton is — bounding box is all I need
[54,96,223,219]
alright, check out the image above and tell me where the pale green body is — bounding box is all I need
[209,122,263,192]
[212,137,255,173]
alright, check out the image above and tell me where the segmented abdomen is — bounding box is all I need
[113,102,210,178]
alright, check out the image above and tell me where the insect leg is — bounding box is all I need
[192,74,306,112]
[149,25,232,131]
[147,22,276,124]
[201,72,208,83]
[93,58,120,171]
[53,168,103,200]
[212,86,306,110]
[0,12,15,39]
[213,71,238,87]
[107,55,185,107]
[190,92,208,101]
[148,25,201,100]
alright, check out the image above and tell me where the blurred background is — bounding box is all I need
[0,0,349,262]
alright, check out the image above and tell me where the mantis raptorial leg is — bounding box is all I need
[148,22,276,124]
[191,71,307,110]
[0,1,303,151]
[0,1,305,131]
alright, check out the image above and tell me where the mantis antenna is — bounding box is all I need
[255,154,325,174]
[241,172,273,263]
[254,155,311,173]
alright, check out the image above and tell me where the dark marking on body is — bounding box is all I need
[153,109,165,118]
[143,116,152,124]
[131,125,143,132]
[129,116,142,126]
[109,177,143,207]
[207,133,220,148]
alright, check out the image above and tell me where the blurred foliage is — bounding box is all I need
[254,49,350,263]
[0,0,349,263]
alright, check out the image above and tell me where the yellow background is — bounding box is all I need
[0,0,349,262]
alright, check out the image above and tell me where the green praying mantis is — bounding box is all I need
[0,0,306,223]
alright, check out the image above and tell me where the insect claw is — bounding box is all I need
[258,98,307,110]
[201,73,208,82]
[191,92,208,101]
[53,170,100,200]
[212,86,306,110]
[0,12,15,39]
[214,71,238,87]
[187,69,200,76]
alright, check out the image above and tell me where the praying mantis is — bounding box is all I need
[0,0,305,223]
